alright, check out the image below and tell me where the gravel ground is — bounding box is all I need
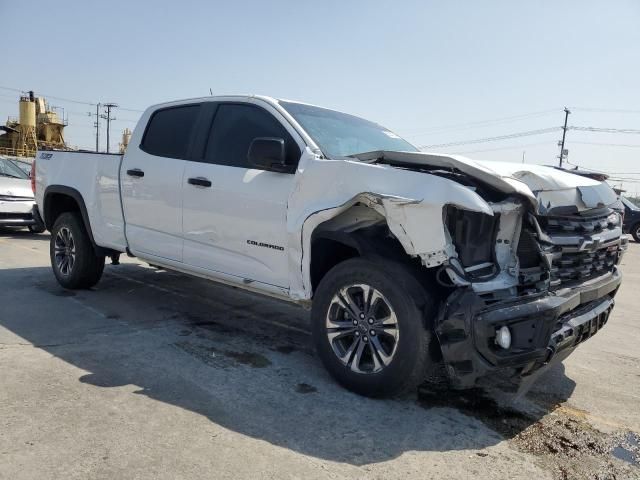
[0,228,638,479]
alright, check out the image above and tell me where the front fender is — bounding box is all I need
[285,156,495,300]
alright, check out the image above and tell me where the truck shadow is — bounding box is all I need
[0,263,577,465]
[0,226,50,241]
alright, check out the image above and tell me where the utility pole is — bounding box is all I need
[88,103,101,152]
[558,107,570,168]
[103,103,118,153]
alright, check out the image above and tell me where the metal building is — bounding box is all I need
[0,91,67,157]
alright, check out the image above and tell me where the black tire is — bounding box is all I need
[50,212,105,289]
[632,223,640,243]
[28,224,46,234]
[311,257,435,397]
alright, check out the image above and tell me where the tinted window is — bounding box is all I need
[205,104,300,169]
[141,105,200,159]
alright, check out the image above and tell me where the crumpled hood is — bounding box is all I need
[354,150,618,214]
[0,177,34,198]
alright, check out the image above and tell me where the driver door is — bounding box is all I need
[182,102,301,288]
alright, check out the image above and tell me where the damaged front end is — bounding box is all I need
[435,178,628,389]
[315,150,628,389]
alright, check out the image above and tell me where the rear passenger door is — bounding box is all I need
[182,102,301,288]
[121,104,201,262]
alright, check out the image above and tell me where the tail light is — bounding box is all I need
[30,159,36,194]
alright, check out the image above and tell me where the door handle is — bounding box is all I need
[188,177,212,187]
[126,168,145,178]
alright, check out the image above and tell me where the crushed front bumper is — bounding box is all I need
[436,267,622,388]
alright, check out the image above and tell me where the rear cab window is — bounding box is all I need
[141,104,201,159]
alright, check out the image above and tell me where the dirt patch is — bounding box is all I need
[418,384,640,479]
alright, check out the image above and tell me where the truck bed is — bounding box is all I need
[35,150,127,252]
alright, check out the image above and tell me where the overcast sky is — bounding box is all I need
[1,1,639,191]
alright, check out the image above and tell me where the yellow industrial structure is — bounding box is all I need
[0,91,68,157]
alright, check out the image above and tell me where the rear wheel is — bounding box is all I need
[632,223,640,242]
[312,257,434,397]
[50,212,105,289]
[28,224,45,234]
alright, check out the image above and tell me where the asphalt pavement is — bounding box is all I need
[0,229,638,479]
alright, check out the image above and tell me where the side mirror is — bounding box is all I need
[248,137,290,172]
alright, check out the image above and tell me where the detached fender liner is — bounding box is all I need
[436,267,622,388]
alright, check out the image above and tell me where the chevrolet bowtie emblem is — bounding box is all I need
[580,237,602,251]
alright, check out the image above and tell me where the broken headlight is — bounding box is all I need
[445,205,499,278]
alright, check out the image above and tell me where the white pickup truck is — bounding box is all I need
[35,95,627,397]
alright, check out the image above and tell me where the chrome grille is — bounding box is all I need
[542,212,615,234]
[518,211,623,290]
[549,245,619,287]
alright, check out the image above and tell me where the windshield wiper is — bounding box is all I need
[347,151,385,163]
[0,172,23,179]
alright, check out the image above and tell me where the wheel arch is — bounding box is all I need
[43,185,96,246]
[308,203,434,297]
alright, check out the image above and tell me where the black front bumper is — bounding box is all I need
[436,267,622,388]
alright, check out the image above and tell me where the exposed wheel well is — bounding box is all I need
[309,204,426,294]
[310,238,360,292]
[44,193,81,230]
[308,204,444,310]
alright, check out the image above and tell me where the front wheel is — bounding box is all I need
[311,258,435,397]
[50,212,105,289]
[632,223,640,243]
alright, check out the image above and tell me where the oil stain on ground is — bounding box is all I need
[295,383,317,394]
[223,350,272,368]
[418,383,640,479]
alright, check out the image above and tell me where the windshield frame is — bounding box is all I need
[278,100,418,160]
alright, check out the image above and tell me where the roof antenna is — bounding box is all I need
[209,88,213,96]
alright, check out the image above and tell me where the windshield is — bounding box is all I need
[621,197,640,211]
[279,101,418,158]
[9,160,32,176]
[0,158,28,179]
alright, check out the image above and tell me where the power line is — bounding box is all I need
[446,141,554,155]
[569,126,640,134]
[565,164,640,175]
[569,107,640,114]
[419,127,561,149]
[0,86,95,106]
[570,141,640,148]
[0,85,144,112]
[118,106,144,113]
[402,108,560,137]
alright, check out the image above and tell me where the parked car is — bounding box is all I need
[621,196,640,241]
[0,157,45,233]
[7,158,33,177]
[34,96,628,397]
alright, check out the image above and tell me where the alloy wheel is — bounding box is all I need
[54,227,76,276]
[325,283,400,374]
